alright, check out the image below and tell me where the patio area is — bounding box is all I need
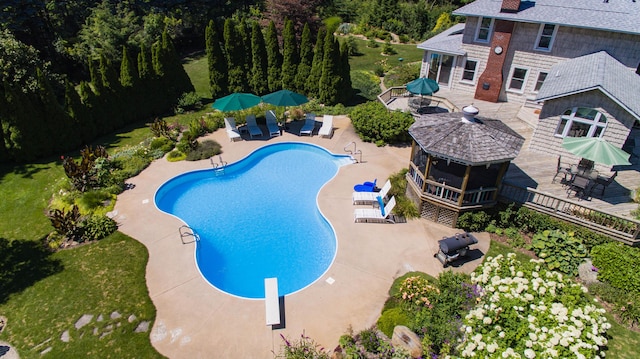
[112,115,490,358]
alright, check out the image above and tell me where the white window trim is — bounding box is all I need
[533,71,548,93]
[506,66,530,94]
[460,58,479,84]
[534,24,558,52]
[474,17,494,43]
[554,107,607,138]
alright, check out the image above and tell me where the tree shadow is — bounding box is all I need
[0,237,64,304]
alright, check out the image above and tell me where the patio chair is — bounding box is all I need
[354,196,396,223]
[589,171,618,197]
[566,175,591,199]
[245,114,263,139]
[352,179,392,205]
[318,115,334,138]
[551,155,572,184]
[353,178,377,192]
[265,110,281,137]
[224,117,242,142]
[299,113,316,136]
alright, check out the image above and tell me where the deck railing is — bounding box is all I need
[378,87,459,112]
[500,183,640,245]
[408,163,497,208]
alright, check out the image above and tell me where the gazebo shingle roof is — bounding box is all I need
[409,112,524,166]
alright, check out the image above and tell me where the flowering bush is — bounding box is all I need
[457,254,610,358]
[396,275,440,309]
[277,332,330,359]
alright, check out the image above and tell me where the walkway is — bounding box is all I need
[112,116,490,358]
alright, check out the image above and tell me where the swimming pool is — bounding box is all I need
[154,142,353,299]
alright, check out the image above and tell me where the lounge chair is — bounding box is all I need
[265,110,281,137]
[224,117,242,142]
[354,196,396,223]
[245,114,263,138]
[299,113,316,136]
[353,178,376,192]
[318,115,334,138]
[353,179,391,205]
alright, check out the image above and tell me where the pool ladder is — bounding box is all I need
[211,155,227,175]
[179,225,200,244]
[344,142,362,163]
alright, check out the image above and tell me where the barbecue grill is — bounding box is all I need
[434,232,478,267]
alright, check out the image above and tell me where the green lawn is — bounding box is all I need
[183,53,211,101]
[339,35,424,73]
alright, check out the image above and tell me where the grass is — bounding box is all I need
[182,53,211,101]
[0,233,164,358]
[338,35,424,73]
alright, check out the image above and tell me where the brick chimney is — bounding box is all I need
[474,20,515,103]
[501,0,521,13]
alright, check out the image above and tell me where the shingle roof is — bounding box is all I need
[417,23,466,55]
[536,51,640,121]
[453,0,640,35]
[409,111,525,165]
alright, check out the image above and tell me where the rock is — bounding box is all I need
[75,314,93,329]
[110,311,121,320]
[41,347,53,355]
[97,314,104,322]
[391,326,422,359]
[61,330,70,343]
[134,321,150,333]
[578,258,599,285]
[128,314,137,323]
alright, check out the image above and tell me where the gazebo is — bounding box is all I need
[406,105,525,227]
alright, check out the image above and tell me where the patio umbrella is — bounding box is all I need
[261,89,309,128]
[212,92,262,112]
[406,77,440,96]
[562,137,631,166]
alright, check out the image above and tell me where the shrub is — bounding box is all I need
[345,35,360,55]
[166,150,186,162]
[350,70,381,100]
[377,308,411,337]
[81,215,118,241]
[367,37,379,48]
[382,40,396,55]
[529,229,587,276]
[591,241,640,295]
[174,91,203,114]
[384,63,420,88]
[75,189,115,214]
[350,101,414,145]
[324,16,342,34]
[149,136,175,154]
[456,210,491,232]
[185,140,222,161]
[276,332,330,359]
[356,326,381,354]
[46,205,82,243]
[588,282,640,328]
[398,35,410,43]
[395,275,440,310]
[458,254,610,359]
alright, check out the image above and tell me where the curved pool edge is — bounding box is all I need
[153,141,355,300]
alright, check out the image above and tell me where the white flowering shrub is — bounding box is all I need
[457,253,610,359]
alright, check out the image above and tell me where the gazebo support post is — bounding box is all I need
[422,155,433,193]
[493,162,510,201]
[458,165,472,206]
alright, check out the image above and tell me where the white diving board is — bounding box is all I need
[264,277,280,326]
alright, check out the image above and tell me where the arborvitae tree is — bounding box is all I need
[281,19,299,90]
[119,46,135,88]
[0,84,10,162]
[88,57,103,95]
[224,18,247,93]
[307,28,326,97]
[36,67,75,152]
[294,23,313,94]
[339,41,353,103]
[250,22,269,95]
[98,54,124,130]
[137,44,151,80]
[152,41,163,76]
[237,17,253,81]
[265,21,282,93]
[2,80,44,160]
[205,20,228,98]
[160,26,195,97]
[318,32,341,105]
[65,79,95,143]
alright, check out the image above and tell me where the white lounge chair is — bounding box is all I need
[265,110,281,137]
[354,196,396,223]
[352,179,392,205]
[224,117,242,142]
[318,115,333,138]
[299,113,316,136]
[245,114,263,138]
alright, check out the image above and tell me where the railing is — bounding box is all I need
[408,163,497,208]
[344,142,362,163]
[500,183,640,245]
[179,225,200,244]
[378,87,459,112]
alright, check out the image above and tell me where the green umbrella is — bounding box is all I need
[261,89,309,107]
[562,137,631,166]
[212,92,261,112]
[406,77,440,96]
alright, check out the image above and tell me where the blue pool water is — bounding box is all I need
[154,142,352,299]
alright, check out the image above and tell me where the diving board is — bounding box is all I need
[264,277,280,326]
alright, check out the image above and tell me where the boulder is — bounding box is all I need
[391,325,422,358]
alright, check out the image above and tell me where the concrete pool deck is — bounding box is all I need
[112,115,490,359]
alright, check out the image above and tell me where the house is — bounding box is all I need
[417,0,640,165]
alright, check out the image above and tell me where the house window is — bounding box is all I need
[507,67,528,92]
[535,24,557,51]
[461,59,478,83]
[555,107,607,138]
[534,72,548,92]
[475,17,493,43]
